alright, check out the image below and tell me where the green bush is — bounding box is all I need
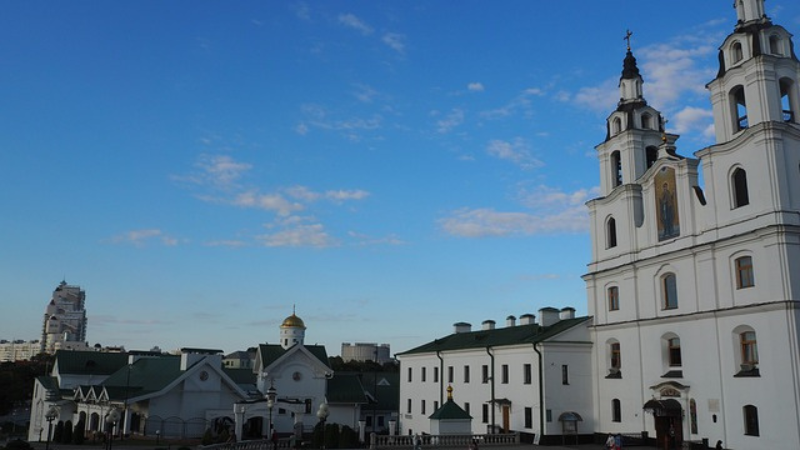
[323,423,340,449]
[338,425,358,449]
[62,420,73,444]
[311,422,324,448]
[3,439,34,450]
[73,419,86,444]
[202,429,214,446]
[52,421,64,443]
[217,428,230,444]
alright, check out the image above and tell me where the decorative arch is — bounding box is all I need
[732,324,759,376]
[731,40,744,64]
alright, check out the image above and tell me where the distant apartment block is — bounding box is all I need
[0,340,41,362]
[341,342,391,364]
[41,280,88,354]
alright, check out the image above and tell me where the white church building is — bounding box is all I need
[584,1,800,449]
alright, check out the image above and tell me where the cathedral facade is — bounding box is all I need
[584,1,800,449]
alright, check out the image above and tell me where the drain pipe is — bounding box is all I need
[436,350,444,405]
[486,346,496,432]
[533,343,544,440]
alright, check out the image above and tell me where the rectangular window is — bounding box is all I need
[524,407,533,429]
[523,364,532,384]
[562,365,569,385]
[407,399,412,414]
[464,402,470,415]
[482,404,489,423]
[611,342,621,370]
[434,367,439,383]
[434,401,439,411]
[741,331,759,365]
[501,364,509,384]
[482,365,489,383]
[612,399,622,422]
[668,338,682,366]
[421,400,426,415]
[464,365,470,383]
[736,256,755,289]
[608,286,620,311]
[408,367,412,382]
[421,367,426,382]
[546,409,552,423]
[448,366,454,383]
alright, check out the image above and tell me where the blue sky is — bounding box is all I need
[2,1,800,357]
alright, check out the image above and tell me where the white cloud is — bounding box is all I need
[338,13,373,35]
[481,87,545,119]
[486,139,543,170]
[670,106,714,136]
[107,229,180,247]
[439,185,599,238]
[348,231,405,246]
[325,189,370,201]
[382,32,406,54]
[436,108,465,134]
[468,82,485,92]
[233,190,304,216]
[257,216,337,248]
[572,78,619,113]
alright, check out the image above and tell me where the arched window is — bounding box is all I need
[608,286,620,311]
[607,217,618,248]
[769,35,782,55]
[731,86,748,131]
[740,330,759,368]
[744,405,760,436]
[612,399,622,422]
[642,113,652,129]
[612,117,623,135]
[662,273,678,310]
[732,41,744,64]
[735,256,755,289]
[646,146,659,169]
[732,167,749,208]
[668,337,682,367]
[611,151,622,187]
[781,78,796,123]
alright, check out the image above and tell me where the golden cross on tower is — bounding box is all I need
[624,29,633,51]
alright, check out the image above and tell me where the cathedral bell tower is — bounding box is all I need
[707,0,800,143]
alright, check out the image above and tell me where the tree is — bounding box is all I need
[324,423,340,449]
[62,420,73,444]
[73,419,86,444]
[53,421,64,443]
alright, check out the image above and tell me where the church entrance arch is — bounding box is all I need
[643,398,682,450]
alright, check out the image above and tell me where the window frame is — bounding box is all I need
[523,363,532,385]
[501,364,509,384]
[744,404,760,436]
[608,286,620,311]
[662,273,678,310]
[612,399,622,423]
[735,256,755,289]
[668,337,682,367]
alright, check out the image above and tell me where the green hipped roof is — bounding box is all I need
[101,355,181,399]
[397,317,591,355]
[223,368,257,385]
[54,350,129,375]
[326,373,369,404]
[258,344,330,369]
[429,399,471,420]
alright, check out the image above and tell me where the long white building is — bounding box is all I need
[584,1,800,449]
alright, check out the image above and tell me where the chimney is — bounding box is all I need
[559,307,576,320]
[180,348,223,371]
[506,315,516,327]
[453,322,472,334]
[482,320,496,331]
[519,314,536,325]
[538,307,560,327]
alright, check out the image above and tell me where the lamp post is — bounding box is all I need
[45,406,58,450]
[316,402,329,450]
[266,382,277,448]
[106,408,120,450]
[156,430,160,445]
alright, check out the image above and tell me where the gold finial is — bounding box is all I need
[624,29,633,51]
[447,385,453,400]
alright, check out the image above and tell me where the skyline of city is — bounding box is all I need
[3,1,800,356]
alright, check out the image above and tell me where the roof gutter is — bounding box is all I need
[533,342,544,440]
[486,346,496,431]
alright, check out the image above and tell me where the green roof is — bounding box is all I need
[101,355,181,399]
[54,350,129,375]
[223,368,257,385]
[398,317,591,355]
[429,399,471,420]
[326,373,369,404]
[258,344,330,369]
[358,372,400,411]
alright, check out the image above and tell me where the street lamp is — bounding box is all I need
[106,408,121,450]
[45,406,58,450]
[156,430,160,445]
[316,402,329,450]
[266,382,277,448]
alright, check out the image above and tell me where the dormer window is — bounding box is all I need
[769,35,782,56]
[612,117,623,135]
[641,113,652,129]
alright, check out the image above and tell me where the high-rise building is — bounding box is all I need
[41,280,88,354]
[341,342,391,364]
[584,1,800,448]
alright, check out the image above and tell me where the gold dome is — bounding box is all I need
[281,313,306,329]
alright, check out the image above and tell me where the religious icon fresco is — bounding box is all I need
[655,167,680,241]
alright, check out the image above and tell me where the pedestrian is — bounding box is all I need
[413,433,421,450]
[715,440,723,450]
[614,433,622,450]
[605,434,615,449]
[468,439,478,450]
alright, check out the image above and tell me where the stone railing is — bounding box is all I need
[199,439,280,450]
[372,433,520,449]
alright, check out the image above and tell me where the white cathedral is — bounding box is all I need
[584,0,800,449]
